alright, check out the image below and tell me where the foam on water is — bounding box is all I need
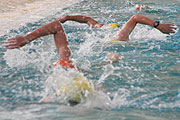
[1,0,180,119]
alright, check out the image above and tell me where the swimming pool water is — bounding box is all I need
[0,0,180,119]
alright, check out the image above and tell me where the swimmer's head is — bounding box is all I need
[56,75,94,105]
[108,23,119,29]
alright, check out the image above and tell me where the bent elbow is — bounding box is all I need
[131,14,141,22]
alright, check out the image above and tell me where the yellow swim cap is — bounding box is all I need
[56,75,94,104]
[108,23,119,29]
[109,39,121,43]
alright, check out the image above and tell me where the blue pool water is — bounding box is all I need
[0,0,180,119]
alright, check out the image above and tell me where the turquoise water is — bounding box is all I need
[0,0,180,119]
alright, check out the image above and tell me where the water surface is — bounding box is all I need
[0,0,180,119]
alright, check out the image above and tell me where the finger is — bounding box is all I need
[5,41,17,44]
[170,26,177,30]
[5,44,16,48]
[170,25,177,29]
[4,41,17,46]
[5,43,19,48]
[168,29,174,33]
[6,38,18,41]
[5,39,17,44]
[5,45,19,49]
[167,27,176,33]
[171,28,177,33]
[168,24,174,26]
[5,44,15,48]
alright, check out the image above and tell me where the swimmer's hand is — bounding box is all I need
[5,36,29,49]
[39,97,51,103]
[94,52,120,66]
[157,23,177,35]
[107,52,120,62]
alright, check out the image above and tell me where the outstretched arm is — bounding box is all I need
[58,15,104,28]
[114,14,177,41]
[5,20,71,60]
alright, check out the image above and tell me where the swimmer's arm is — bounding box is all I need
[114,14,177,41]
[58,15,104,28]
[93,52,120,67]
[77,53,120,73]
[5,20,66,49]
[39,97,51,103]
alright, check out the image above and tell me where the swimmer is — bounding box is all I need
[135,4,162,14]
[57,14,176,41]
[4,15,118,105]
[5,14,176,49]
[40,71,95,106]
[4,14,176,105]
[135,4,151,11]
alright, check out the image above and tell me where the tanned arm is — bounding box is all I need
[58,15,104,28]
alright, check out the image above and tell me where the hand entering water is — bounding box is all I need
[157,23,177,35]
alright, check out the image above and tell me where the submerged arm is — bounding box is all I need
[93,52,120,66]
[58,15,104,28]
